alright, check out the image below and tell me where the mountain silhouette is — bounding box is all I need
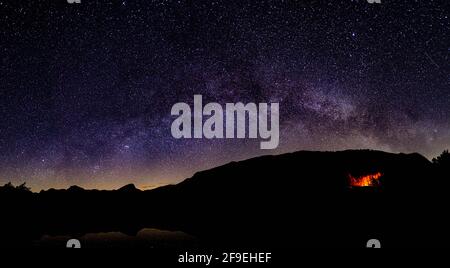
[0,150,448,248]
[118,184,141,193]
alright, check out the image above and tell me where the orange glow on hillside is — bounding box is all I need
[349,172,382,187]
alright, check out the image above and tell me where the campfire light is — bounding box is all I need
[349,172,382,187]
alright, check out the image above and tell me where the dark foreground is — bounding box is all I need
[1,150,449,248]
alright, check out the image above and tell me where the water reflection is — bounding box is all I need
[35,228,199,248]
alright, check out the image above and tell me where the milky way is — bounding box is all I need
[0,0,448,190]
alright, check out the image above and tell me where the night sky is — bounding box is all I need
[0,0,448,191]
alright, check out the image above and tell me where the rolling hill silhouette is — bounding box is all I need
[0,150,448,248]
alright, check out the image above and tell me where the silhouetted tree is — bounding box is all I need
[432,150,450,167]
[433,150,450,184]
[0,182,31,192]
[3,182,14,189]
[17,182,31,192]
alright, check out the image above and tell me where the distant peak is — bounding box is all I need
[118,184,140,192]
[68,185,84,191]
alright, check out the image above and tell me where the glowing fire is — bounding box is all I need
[349,172,382,187]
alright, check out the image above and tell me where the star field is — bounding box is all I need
[0,0,448,190]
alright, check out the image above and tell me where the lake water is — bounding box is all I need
[34,228,199,248]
